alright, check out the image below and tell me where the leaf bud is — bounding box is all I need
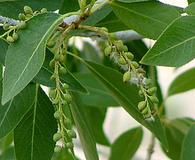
[123,71,131,82]
[53,133,62,142]
[24,6,33,15]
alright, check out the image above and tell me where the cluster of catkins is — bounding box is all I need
[104,39,159,120]
[48,32,76,153]
[1,6,47,43]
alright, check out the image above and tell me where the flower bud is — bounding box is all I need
[150,96,159,104]
[67,130,76,138]
[12,33,18,41]
[141,107,148,115]
[115,40,124,51]
[24,6,33,15]
[41,8,47,13]
[7,36,14,43]
[63,83,69,90]
[148,87,157,95]
[66,142,73,149]
[123,45,128,52]
[64,93,72,103]
[18,13,26,21]
[49,89,56,99]
[104,46,112,56]
[3,23,9,30]
[123,71,131,82]
[54,146,61,153]
[138,101,146,111]
[59,67,67,74]
[54,111,61,119]
[118,56,126,65]
[125,52,134,60]
[131,61,139,68]
[54,53,60,61]
[17,21,26,29]
[53,133,62,142]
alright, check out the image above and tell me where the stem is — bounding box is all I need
[146,135,155,160]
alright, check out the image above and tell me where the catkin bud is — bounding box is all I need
[123,71,131,82]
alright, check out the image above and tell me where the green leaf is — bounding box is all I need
[71,94,99,160]
[59,0,79,14]
[34,51,88,94]
[0,132,13,152]
[181,124,195,160]
[188,0,195,4]
[185,2,195,15]
[168,68,195,96]
[68,53,168,149]
[82,106,110,146]
[110,1,180,39]
[14,86,57,160]
[52,149,77,160]
[109,127,143,160]
[0,0,62,19]
[163,118,194,160]
[3,13,62,104]
[117,0,152,3]
[0,83,36,139]
[0,40,7,65]
[0,147,15,160]
[74,73,118,107]
[141,16,195,67]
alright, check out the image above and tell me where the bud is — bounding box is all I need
[141,107,148,115]
[125,52,134,60]
[115,40,124,51]
[17,21,26,29]
[101,27,108,33]
[49,59,55,68]
[123,71,131,82]
[18,13,26,21]
[104,46,112,56]
[123,45,128,52]
[150,96,159,104]
[53,133,62,142]
[148,87,157,95]
[138,90,144,97]
[63,83,69,90]
[131,61,139,68]
[24,6,33,15]
[41,8,47,13]
[67,130,76,138]
[138,101,146,111]
[59,55,65,64]
[64,93,72,103]
[3,23,9,30]
[118,56,126,65]
[54,53,60,61]
[7,36,14,43]
[12,33,18,41]
[49,89,56,99]
[54,146,61,153]
[59,67,67,75]
[66,142,73,149]
[144,78,152,86]
[54,111,61,119]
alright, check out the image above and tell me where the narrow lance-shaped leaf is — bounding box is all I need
[0,83,36,139]
[109,127,143,160]
[141,16,195,67]
[3,13,63,104]
[71,94,99,160]
[67,53,168,149]
[14,86,57,160]
[168,68,195,96]
[110,1,180,39]
[181,124,195,160]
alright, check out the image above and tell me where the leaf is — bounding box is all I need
[168,68,195,96]
[74,73,118,107]
[0,40,8,65]
[52,149,78,160]
[82,106,110,146]
[33,51,88,94]
[185,2,195,15]
[59,0,79,14]
[0,132,13,152]
[0,147,16,160]
[141,16,195,67]
[181,124,195,160]
[109,127,143,160]
[117,0,152,3]
[0,0,63,19]
[163,118,194,160]
[14,86,57,160]
[188,0,195,4]
[68,53,168,149]
[3,13,62,104]
[0,83,36,139]
[71,94,99,160]
[110,1,180,39]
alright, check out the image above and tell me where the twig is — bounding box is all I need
[146,135,155,160]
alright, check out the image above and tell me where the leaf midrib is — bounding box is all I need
[111,2,167,26]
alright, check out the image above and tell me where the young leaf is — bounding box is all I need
[163,118,194,160]
[185,2,195,15]
[181,124,195,160]
[141,16,195,67]
[71,94,99,160]
[168,68,195,96]
[0,83,36,139]
[68,53,168,150]
[109,127,143,160]
[14,86,57,160]
[110,1,180,39]
[3,13,62,104]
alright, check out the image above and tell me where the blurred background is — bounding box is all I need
[73,0,195,159]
